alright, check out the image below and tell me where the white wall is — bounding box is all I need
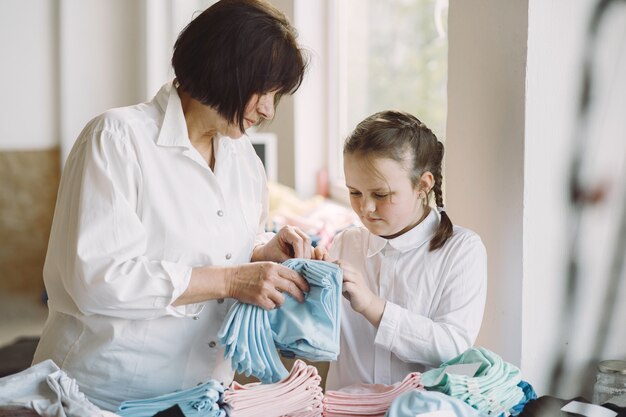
[0,0,57,150]
[446,0,528,369]
[293,0,328,197]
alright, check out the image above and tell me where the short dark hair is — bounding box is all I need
[172,0,308,132]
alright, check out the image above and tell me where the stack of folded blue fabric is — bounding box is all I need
[117,380,225,417]
[385,390,490,417]
[421,347,525,416]
[218,259,342,383]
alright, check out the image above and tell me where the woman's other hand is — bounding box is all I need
[253,225,314,262]
[227,262,310,309]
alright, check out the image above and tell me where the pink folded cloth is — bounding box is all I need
[322,373,423,417]
[224,359,323,417]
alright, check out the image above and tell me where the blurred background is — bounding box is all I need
[0,0,624,400]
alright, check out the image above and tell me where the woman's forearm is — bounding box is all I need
[172,266,231,306]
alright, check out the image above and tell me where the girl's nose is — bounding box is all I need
[361,197,375,214]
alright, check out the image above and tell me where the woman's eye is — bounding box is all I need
[349,191,362,197]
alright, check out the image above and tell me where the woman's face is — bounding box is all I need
[223,91,277,138]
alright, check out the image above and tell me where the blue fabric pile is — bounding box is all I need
[385,390,490,417]
[117,380,225,417]
[421,347,525,416]
[218,259,342,383]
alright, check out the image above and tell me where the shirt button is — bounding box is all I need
[217,210,224,217]
[208,341,217,348]
[217,298,224,304]
[193,316,199,321]
[225,253,232,260]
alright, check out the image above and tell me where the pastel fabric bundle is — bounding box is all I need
[385,390,490,417]
[0,359,111,417]
[117,380,225,417]
[421,347,524,416]
[223,359,323,417]
[218,259,342,383]
[269,259,342,361]
[322,372,423,417]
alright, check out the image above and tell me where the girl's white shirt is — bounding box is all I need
[325,210,487,390]
[33,81,271,411]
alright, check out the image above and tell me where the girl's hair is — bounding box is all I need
[344,110,453,251]
[172,0,308,132]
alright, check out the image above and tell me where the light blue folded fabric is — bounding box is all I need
[218,259,342,383]
[421,347,524,416]
[116,380,225,417]
[268,259,342,361]
[385,390,490,417]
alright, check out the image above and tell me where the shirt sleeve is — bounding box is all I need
[374,235,488,367]
[57,122,202,320]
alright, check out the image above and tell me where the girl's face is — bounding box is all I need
[344,153,427,239]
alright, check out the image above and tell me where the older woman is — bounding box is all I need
[33,0,314,410]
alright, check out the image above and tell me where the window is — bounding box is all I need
[328,0,448,201]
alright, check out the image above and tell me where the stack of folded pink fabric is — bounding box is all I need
[322,373,424,417]
[223,359,323,417]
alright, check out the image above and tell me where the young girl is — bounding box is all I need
[324,110,487,390]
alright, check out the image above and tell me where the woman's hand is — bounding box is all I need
[253,225,314,262]
[335,259,386,328]
[227,261,310,310]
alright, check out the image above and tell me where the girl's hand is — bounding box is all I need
[227,262,310,310]
[253,225,314,262]
[335,259,374,313]
[335,259,386,327]
[313,245,330,261]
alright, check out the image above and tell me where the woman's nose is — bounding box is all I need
[258,93,275,120]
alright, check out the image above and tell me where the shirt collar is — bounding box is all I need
[366,209,439,257]
[155,80,193,148]
[153,81,237,157]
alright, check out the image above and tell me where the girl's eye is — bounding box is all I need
[374,193,389,199]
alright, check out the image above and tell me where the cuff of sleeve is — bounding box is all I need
[374,301,403,350]
[158,261,205,318]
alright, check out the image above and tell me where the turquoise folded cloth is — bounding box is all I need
[385,390,490,417]
[117,380,225,417]
[421,347,524,416]
[218,259,342,383]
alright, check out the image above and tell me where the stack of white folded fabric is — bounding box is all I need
[322,372,423,417]
[223,359,323,417]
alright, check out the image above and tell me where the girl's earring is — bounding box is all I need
[421,191,429,208]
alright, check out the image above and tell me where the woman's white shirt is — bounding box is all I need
[325,210,487,390]
[32,81,269,410]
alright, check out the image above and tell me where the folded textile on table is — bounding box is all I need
[385,390,490,417]
[421,347,524,416]
[322,372,424,417]
[117,380,225,417]
[509,380,537,416]
[218,259,342,383]
[223,359,323,417]
[0,359,113,417]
